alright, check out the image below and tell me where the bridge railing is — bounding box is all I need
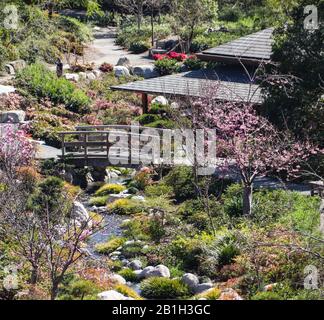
[58,128,163,165]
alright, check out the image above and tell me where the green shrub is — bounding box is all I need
[122,242,144,258]
[108,199,144,215]
[114,284,142,300]
[206,234,240,268]
[69,279,99,299]
[148,219,166,243]
[129,41,150,53]
[16,63,91,114]
[223,184,244,217]
[141,277,190,299]
[146,119,176,129]
[251,291,283,300]
[89,195,109,207]
[164,166,196,201]
[170,236,204,271]
[197,287,221,300]
[135,114,160,125]
[95,184,126,196]
[118,268,138,282]
[219,6,243,22]
[154,58,181,76]
[145,184,173,197]
[184,56,206,70]
[95,237,126,255]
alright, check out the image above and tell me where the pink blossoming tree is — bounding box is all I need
[190,97,318,216]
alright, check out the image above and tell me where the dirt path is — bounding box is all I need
[84,27,154,67]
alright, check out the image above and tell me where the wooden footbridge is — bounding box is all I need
[59,125,175,168]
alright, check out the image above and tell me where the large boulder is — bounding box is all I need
[4,64,15,75]
[0,85,15,96]
[194,283,214,294]
[98,290,133,300]
[132,65,159,79]
[114,66,130,78]
[151,96,168,106]
[0,110,25,123]
[108,274,127,285]
[182,273,199,291]
[9,60,26,73]
[140,265,170,279]
[129,260,142,271]
[117,56,132,69]
[72,201,89,223]
[64,73,79,82]
[86,72,96,81]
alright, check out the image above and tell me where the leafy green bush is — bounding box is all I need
[146,119,176,129]
[118,268,138,282]
[145,184,173,197]
[141,277,190,299]
[114,284,142,300]
[108,199,144,215]
[95,237,126,255]
[135,114,160,125]
[16,63,91,114]
[251,291,283,300]
[129,41,150,53]
[164,166,196,201]
[219,6,243,22]
[122,242,145,258]
[197,287,221,300]
[184,56,206,70]
[95,184,126,196]
[170,236,204,271]
[223,184,244,217]
[206,234,240,268]
[154,58,181,76]
[89,196,109,207]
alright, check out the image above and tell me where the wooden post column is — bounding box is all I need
[142,93,149,114]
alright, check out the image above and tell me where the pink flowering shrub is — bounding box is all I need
[0,125,35,175]
[0,93,25,111]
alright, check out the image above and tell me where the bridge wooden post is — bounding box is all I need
[142,93,149,114]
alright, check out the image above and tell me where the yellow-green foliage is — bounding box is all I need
[95,184,126,196]
[95,237,126,255]
[107,199,144,215]
[197,288,221,300]
[89,211,103,224]
[64,182,81,198]
[114,284,143,300]
[89,195,109,206]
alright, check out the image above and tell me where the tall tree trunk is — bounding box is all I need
[30,266,39,285]
[243,184,253,215]
[51,280,59,300]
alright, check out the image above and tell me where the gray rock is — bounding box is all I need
[170,102,180,109]
[134,270,143,279]
[139,266,155,279]
[194,283,214,294]
[140,265,170,279]
[0,85,15,95]
[72,201,89,223]
[117,56,132,69]
[121,259,129,266]
[98,290,134,300]
[0,110,25,123]
[152,96,168,106]
[182,273,199,290]
[114,66,130,78]
[129,260,142,271]
[64,73,79,82]
[132,65,159,79]
[4,64,15,75]
[108,274,126,285]
[9,60,26,72]
[86,72,96,81]
[93,70,102,78]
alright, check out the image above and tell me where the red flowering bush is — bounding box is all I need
[99,62,114,73]
[153,52,188,62]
